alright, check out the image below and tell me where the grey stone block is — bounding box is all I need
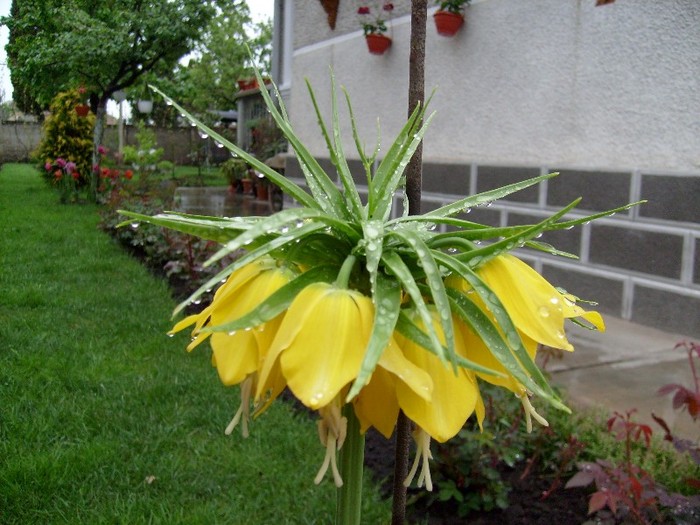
[639,174,700,224]
[589,225,683,279]
[548,169,631,213]
[422,162,470,195]
[632,286,700,338]
[476,166,541,203]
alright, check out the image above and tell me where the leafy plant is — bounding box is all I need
[34,87,94,201]
[653,340,700,490]
[436,0,472,15]
[566,409,700,524]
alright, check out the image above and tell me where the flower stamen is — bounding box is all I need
[313,399,347,487]
[518,391,549,433]
[404,427,433,491]
[225,375,254,437]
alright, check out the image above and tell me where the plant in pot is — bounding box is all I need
[74,86,90,117]
[434,0,471,37]
[220,158,248,193]
[358,3,394,55]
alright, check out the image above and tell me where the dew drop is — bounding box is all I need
[228,331,237,336]
[167,333,175,338]
[538,306,550,318]
[130,222,140,229]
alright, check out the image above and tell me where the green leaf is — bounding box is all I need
[204,207,357,268]
[432,251,567,411]
[389,228,456,368]
[381,251,446,363]
[346,273,401,401]
[394,311,505,378]
[447,288,546,396]
[148,85,317,210]
[204,265,338,333]
[369,102,433,222]
[305,76,365,220]
[117,210,257,243]
[421,172,559,219]
[455,198,582,269]
[248,74,350,220]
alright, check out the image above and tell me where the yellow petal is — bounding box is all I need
[279,285,372,409]
[353,338,434,438]
[394,310,479,442]
[353,366,399,438]
[211,330,258,386]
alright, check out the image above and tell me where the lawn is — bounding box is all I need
[0,163,391,524]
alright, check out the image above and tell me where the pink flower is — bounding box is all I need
[97,145,106,155]
[56,158,66,168]
[65,161,76,173]
[93,163,100,173]
[44,162,52,171]
[358,6,370,15]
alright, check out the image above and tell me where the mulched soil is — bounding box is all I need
[362,429,592,525]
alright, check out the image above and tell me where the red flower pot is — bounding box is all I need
[365,34,392,55]
[434,10,465,36]
[75,104,90,117]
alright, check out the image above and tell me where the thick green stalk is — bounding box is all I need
[336,405,365,525]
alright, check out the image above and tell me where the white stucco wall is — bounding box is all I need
[289,0,700,172]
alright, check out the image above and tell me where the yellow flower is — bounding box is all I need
[451,254,604,431]
[257,282,373,410]
[353,338,434,439]
[393,308,483,443]
[170,257,294,387]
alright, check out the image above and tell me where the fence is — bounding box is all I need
[0,122,232,165]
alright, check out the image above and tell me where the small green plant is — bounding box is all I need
[220,158,248,186]
[436,0,471,14]
[122,122,167,186]
[566,409,700,524]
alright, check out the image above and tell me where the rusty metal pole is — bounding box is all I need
[391,1,427,524]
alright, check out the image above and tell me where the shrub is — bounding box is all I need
[34,88,94,201]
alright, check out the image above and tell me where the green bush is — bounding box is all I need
[34,88,94,201]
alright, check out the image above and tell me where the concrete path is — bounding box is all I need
[549,316,698,440]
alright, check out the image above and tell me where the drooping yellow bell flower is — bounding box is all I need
[257,282,373,410]
[474,254,604,351]
[353,337,434,439]
[393,308,483,443]
[170,257,295,387]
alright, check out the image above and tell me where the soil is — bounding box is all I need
[362,429,592,525]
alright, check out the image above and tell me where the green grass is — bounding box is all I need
[0,164,391,524]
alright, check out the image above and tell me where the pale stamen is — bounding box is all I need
[404,427,433,491]
[313,398,347,487]
[225,375,254,437]
[518,391,549,433]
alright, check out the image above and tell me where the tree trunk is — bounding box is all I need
[392,1,427,524]
[91,101,107,201]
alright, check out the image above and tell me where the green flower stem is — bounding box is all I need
[335,254,357,288]
[336,405,365,525]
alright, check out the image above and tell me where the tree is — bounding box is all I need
[2,0,221,197]
[168,1,272,114]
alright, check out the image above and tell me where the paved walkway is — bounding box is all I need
[550,316,697,440]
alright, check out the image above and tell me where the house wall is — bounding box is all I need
[283,0,700,337]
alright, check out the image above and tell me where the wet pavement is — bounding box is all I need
[173,186,276,217]
[551,316,697,440]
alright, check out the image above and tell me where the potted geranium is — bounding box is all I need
[434,0,471,36]
[358,3,394,55]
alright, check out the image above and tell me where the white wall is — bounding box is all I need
[289,0,700,172]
